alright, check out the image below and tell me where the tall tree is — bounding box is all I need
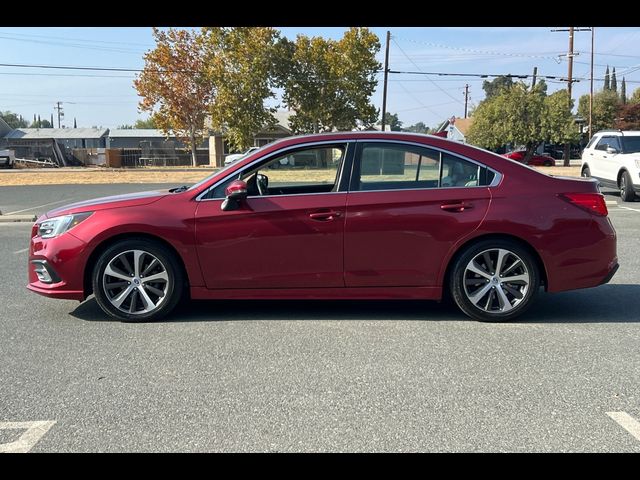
[482,76,514,100]
[135,28,215,167]
[621,77,627,104]
[32,114,37,127]
[134,117,157,129]
[404,121,430,134]
[277,28,380,134]
[202,27,281,151]
[611,67,617,93]
[604,66,610,90]
[1,111,28,128]
[578,89,620,133]
[379,112,403,131]
[467,82,576,164]
[50,113,54,127]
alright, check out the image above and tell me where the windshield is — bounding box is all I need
[621,136,640,154]
[187,144,268,192]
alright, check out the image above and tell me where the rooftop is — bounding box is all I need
[4,128,108,139]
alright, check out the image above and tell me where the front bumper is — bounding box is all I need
[26,230,90,301]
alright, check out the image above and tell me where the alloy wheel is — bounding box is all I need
[463,248,531,314]
[102,249,170,315]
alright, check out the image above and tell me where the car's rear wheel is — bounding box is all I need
[620,171,636,202]
[450,239,540,322]
[92,239,184,322]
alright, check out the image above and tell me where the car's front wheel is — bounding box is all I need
[92,239,184,322]
[450,239,540,322]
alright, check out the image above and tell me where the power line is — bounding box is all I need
[392,38,463,105]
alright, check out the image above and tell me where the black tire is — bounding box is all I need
[543,160,553,167]
[620,171,636,202]
[449,239,540,322]
[581,165,591,178]
[92,238,184,322]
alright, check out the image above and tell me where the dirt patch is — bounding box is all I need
[0,167,218,186]
[0,165,583,187]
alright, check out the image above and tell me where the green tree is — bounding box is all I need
[604,66,610,90]
[135,28,215,167]
[277,28,380,134]
[578,89,620,134]
[611,67,617,93]
[467,82,576,164]
[1,111,28,128]
[621,77,627,104]
[380,112,403,131]
[404,121,430,134]
[542,90,580,147]
[202,27,281,151]
[630,87,640,105]
[482,76,514,99]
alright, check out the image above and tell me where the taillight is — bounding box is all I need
[559,193,608,216]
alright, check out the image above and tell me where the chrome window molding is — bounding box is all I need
[353,139,503,189]
[196,140,352,201]
[196,138,503,202]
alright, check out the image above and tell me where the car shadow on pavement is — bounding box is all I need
[70,284,640,324]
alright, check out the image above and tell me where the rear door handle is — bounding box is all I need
[309,210,342,221]
[440,202,473,212]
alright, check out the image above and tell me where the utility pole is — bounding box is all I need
[54,102,64,128]
[463,84,469,118]
[531,66,538,89]
[381,30,391,132]
[589,27,595,140]
[552,27,591,166]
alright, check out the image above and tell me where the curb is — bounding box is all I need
[0,215,37,223]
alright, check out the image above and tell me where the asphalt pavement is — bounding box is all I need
[0,184,639,452]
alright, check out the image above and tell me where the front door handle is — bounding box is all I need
[440,202,473,212]
[309,210,342,221]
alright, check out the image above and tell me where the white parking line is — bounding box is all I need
[0,420,56,453]
[617,206,640,213]
[607,412,640,442]
[13,248,29,254]
[4,198,74,215]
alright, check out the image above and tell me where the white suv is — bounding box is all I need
[581,130,640,202]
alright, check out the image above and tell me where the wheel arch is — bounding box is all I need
[617,167,630,186]
[83,232,190,299]
[441,233,549,299]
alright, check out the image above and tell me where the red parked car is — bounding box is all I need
[27,132,617,322]
[502,150,556,166]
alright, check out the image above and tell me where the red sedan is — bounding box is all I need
[27,132,617,322]
[502,150,556,166]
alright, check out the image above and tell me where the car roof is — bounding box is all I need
[595,130,640,136]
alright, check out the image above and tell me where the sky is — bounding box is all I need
[1,26,640,130]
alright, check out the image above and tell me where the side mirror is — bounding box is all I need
[221,179,248,211]
[606,146,618,154]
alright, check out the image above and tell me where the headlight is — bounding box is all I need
[37,212,93,239]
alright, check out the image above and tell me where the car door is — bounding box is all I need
[590,136,618,183]
[600,135,623,182]
[194,142,351,290]
[344,141,493,288]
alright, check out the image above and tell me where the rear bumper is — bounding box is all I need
[599,262,619,286]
